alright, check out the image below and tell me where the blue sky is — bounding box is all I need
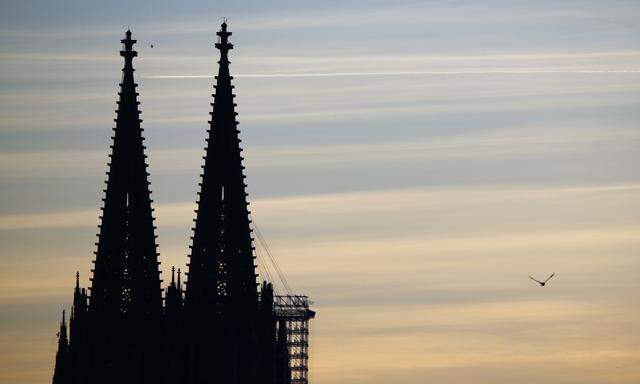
[1,1,640,383]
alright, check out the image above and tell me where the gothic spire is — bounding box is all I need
[72,272,82,317]
[60,310,68,343]
[71,272,86,321]
[52,311,69,384]
[185,22,257,313]
[89,29,162,318]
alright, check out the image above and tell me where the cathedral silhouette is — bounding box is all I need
[52,23,314,384]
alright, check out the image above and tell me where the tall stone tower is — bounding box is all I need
[183,21,272,384]
[88,30,163,384]
[52,23,310,384]
[53,30,163,384]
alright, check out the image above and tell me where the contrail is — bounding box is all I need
[144,69,640,79]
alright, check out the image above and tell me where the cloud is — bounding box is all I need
[2,182,640,383]
[3,120,637,177]
[3,181,638,232]
[4,48,640,134]
[312,300,640,383]
[3,1,640,383]
[5,1,639,39]
[142,50,640,79]
[145,68,640,80]
[0,201,192,231]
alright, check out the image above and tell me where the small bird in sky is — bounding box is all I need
[529,273,555,287]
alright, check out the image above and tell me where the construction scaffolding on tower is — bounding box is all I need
[252,219,316,384]
[273,295,316,384]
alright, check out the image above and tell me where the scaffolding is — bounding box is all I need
[274,295,316,384]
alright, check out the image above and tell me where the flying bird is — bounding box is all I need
[529,273,555,287]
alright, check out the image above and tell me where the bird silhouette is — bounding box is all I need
[529,273,555,287]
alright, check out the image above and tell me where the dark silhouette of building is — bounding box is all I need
[52,311,68,384]
[52,23,314,384]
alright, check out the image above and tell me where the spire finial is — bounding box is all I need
[120,29,137,61]
[75,271,80,289]
[215,21,233,53]
[171,266,176,285]
[177,268,182,288]
[61,309,66,326]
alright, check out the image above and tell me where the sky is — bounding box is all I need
[1,0,640,383]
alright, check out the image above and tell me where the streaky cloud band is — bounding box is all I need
[144,69,640,79]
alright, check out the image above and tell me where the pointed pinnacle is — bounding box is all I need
[121,29,137,59]
[215,21,233,52]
